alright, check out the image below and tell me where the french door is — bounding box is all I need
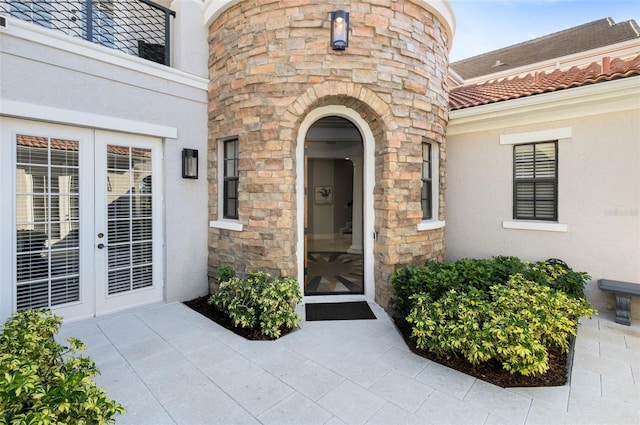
[94,130,163,315]
[2,119,163,321]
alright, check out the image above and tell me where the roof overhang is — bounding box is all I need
[447,76,640,136]
[460,38,640,85]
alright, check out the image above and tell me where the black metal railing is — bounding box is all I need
[0,0,176,66]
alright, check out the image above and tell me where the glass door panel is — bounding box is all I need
[95,131,162,315]
[106,145,153,295]
[2,119,162,321]
[15,135,81,310]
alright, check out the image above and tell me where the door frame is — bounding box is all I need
[1,118,96,321]
[94,130,164,317]
[296,106,375,303]
[0,118,164,323]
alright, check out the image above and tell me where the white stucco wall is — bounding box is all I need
[171,0,209,78]
[0,18,209,309]
[446,84,640,321]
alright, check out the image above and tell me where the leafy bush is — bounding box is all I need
[215,264,236,284]
[0,309,125,424]
[407,274,597,376]
[389,264,434,323]
[520,262,591,298]
[209,270,302,338]
[391,257,510,320]
[390,256,590,321]
[392,256,595,377]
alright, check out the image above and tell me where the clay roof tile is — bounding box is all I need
[449,54,640,110]
[451,18,640,79]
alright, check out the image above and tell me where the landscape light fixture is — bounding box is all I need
[182,148,198,179]
[330,10,349,50]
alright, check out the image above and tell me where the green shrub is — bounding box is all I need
[209,270,302,338]
[407,274,596,376]
[520,262,591,298]
[389,264,435,322]
[391,256,590,321]
[0,309,125,424]
[389,260,468,320]
[391,257,520,320]
[215,264,236,284]
[259,277,303,338]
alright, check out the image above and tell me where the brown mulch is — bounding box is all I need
[183,296,293,341]
[394,319,570,388]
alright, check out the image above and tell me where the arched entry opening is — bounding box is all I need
[305,116,363,295]
[296,106,376,302]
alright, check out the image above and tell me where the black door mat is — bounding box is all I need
[305,301,377,321]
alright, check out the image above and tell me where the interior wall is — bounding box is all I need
[307,158,355,238]
[333,160,354,234]
[309,159,334,237]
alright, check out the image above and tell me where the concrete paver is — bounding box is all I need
[58,302,640,425]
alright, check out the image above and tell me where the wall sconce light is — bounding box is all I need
[182,148,198,179]
[330,10,349,50]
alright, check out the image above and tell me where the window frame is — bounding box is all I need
[222,138,239,220]
[417,140,444,231]
[512,141,558,221]
[421,142,433,220]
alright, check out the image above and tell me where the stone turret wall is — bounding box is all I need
[207,0,450,309]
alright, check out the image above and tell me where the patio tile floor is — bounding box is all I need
[58,302,640,425]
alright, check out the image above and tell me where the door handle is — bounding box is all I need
[97,243,107,249]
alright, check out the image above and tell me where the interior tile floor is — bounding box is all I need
[306,235,363,295]
[58,303,640,425]
[305,252,364,295]
[307,235,353,252]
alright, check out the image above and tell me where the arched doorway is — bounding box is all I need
[296,106,376,302]
[305,116,363,295]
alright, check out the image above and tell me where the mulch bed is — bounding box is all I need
[394,319,570,388]
[183,296,293,341]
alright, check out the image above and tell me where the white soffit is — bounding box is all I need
[447,77,640,136]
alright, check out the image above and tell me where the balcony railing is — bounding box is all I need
[0,0,176,66]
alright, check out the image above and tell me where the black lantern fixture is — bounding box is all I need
[330,10,349,50]
[182,148,198,179]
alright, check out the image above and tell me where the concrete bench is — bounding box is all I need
[598,279,640,326]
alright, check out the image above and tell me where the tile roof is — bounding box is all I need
[451,18,640,80]
[449,54,640,111]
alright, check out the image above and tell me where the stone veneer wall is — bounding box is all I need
[207,0,449,309]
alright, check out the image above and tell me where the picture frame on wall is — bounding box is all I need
[314,186,333,205]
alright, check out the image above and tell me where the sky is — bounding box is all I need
[449,0,640,62]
